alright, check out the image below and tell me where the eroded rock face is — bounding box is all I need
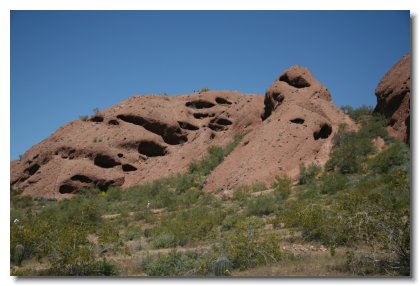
[205,66,355,192]
[11,66,355,199]
[11,91,263,199]
[374,54,411,144]
[261,66,331,120]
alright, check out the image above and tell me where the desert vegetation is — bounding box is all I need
[10,107,410,276]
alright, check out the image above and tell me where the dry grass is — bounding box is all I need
[232,248,350,277]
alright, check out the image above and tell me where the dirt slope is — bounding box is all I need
[11,66,355,199]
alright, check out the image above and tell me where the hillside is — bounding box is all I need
[11,66,354,199]
[10,55,411,277]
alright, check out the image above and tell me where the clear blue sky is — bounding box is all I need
[10,10,410,160]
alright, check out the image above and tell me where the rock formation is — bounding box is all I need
[374,54,411,144]
[205,66,355,192]
[11,66,355,198]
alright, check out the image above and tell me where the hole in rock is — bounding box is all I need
[290,118,305,124]
[212,118,232,126]
[96,178,124,191]
[313,124,332,140]
[90,116,104,123]
[261,92,284,121]
[185,100,215,109]
[108,119,119,125]
[71,175,93,183]
[279,74,311,88]
[94,154,121,168]
[122,164,137,172]
[25,164,40,176]
[215,97,232,105]
[117,114,187,145]
[117,153,124,158]
[138,141,167,157]
[193,113,214,119]
[389,118,397,127]
[178,121,199,131]
[208,123,225,132]
[59,184,78,194]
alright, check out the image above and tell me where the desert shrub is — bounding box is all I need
[341,105,373,123]
[250,182,267,193]
[123,229,141,241]
[220,217,291,270]
[246,194,277,216]
[151,207,222,247]
[221,212,246,231]
[10,197,121,275]
[318,172,348,195]
[200,87,210,92]
[79,115,89,121]
[358,113,388,139]
[369,142,409,174]
[326,125,375,174]
[232,185,251,202]
[151,233,177,249]
[189,146,225,177]
[105,187,122,202]
[143,250,203,276]
[272,175,292,200]
[281,140,410,276]
[298,163,321,184]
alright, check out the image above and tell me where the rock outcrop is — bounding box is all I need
[11,66,355,198]
[205,66,355,192]
[11,91,263,199]
[374,54,411,144]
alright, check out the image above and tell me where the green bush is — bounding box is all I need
[246,194,277,216]
[298,163,321,184]
[123,229,141,241]
[319,172,348,195]
[232,185,251,202]
[220,217,291,270]
[143,250,203,276]
[151,233,176,249]
[151,207,222,247]
[369,143,409,174]
[326,125,375,174]
[272,175,292,200]
[341,105,373,123]
[221,212,246,231]
[10,198,121,276]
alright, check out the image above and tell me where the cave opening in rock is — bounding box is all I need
[90,116,104,123]
[215,97,232,105]
[94,154,121,168]
[290,118,305,124]
[213,118,232,126]
[178,121,199,131]
[59,184,77,194]
[193,113,214,119]
[313,123,332,140]
[138,141,167,157]
[185,100,215,109]
[117,114,187,145]
[108,119,119,125]
[25,163,40,176]
[122,164,138,172]
[279,74,311,88]
[70,175,93,183]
